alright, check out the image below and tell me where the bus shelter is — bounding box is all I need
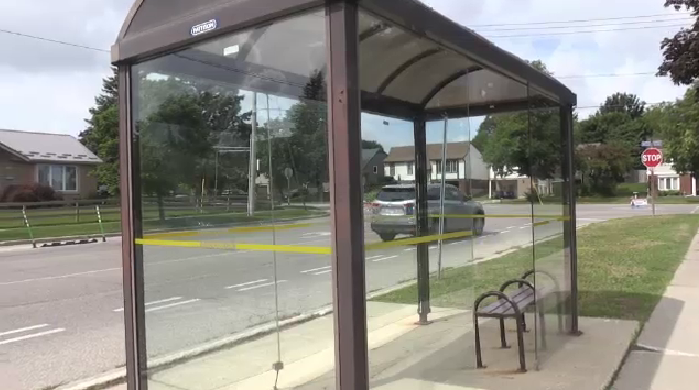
[113,1,578,389]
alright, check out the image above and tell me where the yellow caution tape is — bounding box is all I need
[365,230,473,251]
[144,222,317,239]
[136,229,476,255]
[134,238,331,255]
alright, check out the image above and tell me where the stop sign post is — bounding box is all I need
[642,147,663,216]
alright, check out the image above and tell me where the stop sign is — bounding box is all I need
[642,148,663,168]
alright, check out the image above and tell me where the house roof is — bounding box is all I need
[361,148,385,169]
[385,142,471,162]
[0,129,102,164]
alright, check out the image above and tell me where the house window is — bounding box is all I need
[446,159,458,173]
[407,162,414,175]
[373,166,378,174]
[38,165,78,191]
[658,177,679,191]
[389,163,395,177]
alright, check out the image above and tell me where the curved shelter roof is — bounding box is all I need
[113,0,576,119]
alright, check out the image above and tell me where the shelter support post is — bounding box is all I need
[561,104,580,335]
[327,2,370,390]
[413,117,431,324]
[119,65,148,390]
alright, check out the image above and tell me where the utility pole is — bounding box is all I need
[248,92,257,216]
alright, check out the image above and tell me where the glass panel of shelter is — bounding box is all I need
[528,85,573,369]
[356,7,548,388]
[129,9,336,390]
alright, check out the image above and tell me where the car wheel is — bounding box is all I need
[472,215,484,236]
[379,233,396,242]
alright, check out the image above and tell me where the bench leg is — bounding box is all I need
[556,291,564,333]
[499,318,509,348]
[515,314,527,372]
[538,303,547,350]
[474,313,485,369]
[521,313,528,332]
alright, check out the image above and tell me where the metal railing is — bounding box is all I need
[0,195,302,247]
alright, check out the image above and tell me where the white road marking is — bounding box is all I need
[0,267,121,286]
[224,279,268,290]
[300,266,331,274]
[113,297,183,312]
[366,255,384,260]
[372,255,398,262]
[404,247,416,251]
[506,226,516,229]
[520,226,529,229]
[429,246,437,250]
[312,270,332,275]
[0,328,66,346]
[237,280,287,292]
[692,205,699,214]
[145,299,200,313]
[0,324,48,337]
[447,242,461,246]
[500,230,511,234]
[0,251,246,286]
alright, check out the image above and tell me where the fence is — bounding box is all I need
[0,195,313,247]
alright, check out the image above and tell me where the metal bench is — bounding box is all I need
[473,269,563,372]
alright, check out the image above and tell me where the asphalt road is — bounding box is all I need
[0,203,696,390]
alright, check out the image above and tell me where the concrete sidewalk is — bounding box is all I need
[614,231,699,390]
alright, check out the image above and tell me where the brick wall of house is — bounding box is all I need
[680,174,694,195]
[0,148,35,197]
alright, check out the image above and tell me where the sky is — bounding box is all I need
[0,0,692,150]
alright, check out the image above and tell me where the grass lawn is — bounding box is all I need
[376,214,699,322]
[0,208,326,241]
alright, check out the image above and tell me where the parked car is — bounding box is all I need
[370,183,485,242]
[493,190,516,199]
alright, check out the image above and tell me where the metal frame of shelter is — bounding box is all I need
[113,1,578,389]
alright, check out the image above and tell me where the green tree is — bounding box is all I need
[361,139,385,153]
[80,68,120,195]
[655,86,699,183]
[599,92,645,119]
[658,0,699,85]
[475,60,565,179]
[577,143,635,196]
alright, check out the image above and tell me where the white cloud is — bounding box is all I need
[0,0,691,137]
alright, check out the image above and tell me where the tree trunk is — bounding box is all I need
[157,193,166,222]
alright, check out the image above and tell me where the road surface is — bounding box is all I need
[0,203,696,389]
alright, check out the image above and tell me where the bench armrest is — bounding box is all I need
[474,290,523,317]
[500,278,534,293]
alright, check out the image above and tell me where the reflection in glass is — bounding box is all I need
[130,9,335,389]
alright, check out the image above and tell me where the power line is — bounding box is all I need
[558,72,659,79]
[575,101,674,110]
[476,16,693,32]
[485,23,690,39]
[0,28,109,53]
[470,12,693,28]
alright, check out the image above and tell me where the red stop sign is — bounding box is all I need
[642,148,663,168]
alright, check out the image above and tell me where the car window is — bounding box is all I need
[377,188,415,201]
[427,188,441,200]
[446,188,462,201]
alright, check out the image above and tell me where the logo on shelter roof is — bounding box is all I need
[190,19,218,36]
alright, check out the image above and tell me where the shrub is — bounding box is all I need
[659,190,682,197]
[0,183,63,203]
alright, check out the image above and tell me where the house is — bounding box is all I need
[489,168,535,199]
[361,148,386,188]
[383,142,489,196]
[0,129,102,200]
[648,161,697,195]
